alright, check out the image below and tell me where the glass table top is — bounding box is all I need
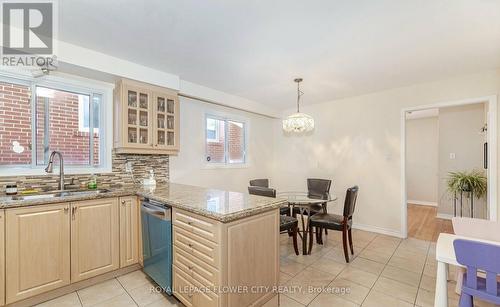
[277,191,337,205]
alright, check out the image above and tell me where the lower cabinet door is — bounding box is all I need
[173,265,218,307]
[5,204,71,304]
[71,198,119,282]
[119,196,139,267]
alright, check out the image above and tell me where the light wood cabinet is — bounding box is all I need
[114,79,180,155]
[119,196,139,267]
[71,198,119,282]
[172,208,279,307]
[0,210,4,307]
[5,204,71,304]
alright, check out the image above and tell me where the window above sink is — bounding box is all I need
[0,71,114,176]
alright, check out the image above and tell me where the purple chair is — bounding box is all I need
[453,239,500,306]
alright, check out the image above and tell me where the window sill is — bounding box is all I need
[0,166,113,177]
[203,163,249,170]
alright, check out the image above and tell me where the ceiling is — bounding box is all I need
[59,0,500,110]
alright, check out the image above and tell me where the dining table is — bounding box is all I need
[277,191,337,255]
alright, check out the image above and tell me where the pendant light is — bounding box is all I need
[282,78,314,133]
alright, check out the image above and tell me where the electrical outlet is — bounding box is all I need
[125,162,133,173]
[449,153,456,159]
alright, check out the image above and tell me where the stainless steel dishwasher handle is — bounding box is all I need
[141,203,171,220]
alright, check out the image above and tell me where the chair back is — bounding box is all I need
[452,217,500,242]
[343,186,359,218]
[249,179,269,188]
[307,178,331,199]
[248,186,276,198]
[454,239,500,297]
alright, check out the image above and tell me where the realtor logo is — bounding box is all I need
[2,2,53,55]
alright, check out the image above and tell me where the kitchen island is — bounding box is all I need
[0,183,285,307]
[139,184,285,307]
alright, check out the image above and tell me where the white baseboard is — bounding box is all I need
[436,213,454,220]
[407,200,437,207]
[352,222,405,238]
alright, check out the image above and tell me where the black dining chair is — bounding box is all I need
[248,186,299,255]
[248,186,275,197]
[249,180,290,216]
[249,179,269,188]
[292,178,332,238]
[308,186,359,263]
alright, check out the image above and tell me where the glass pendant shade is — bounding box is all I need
[282,112,315,132]
[282,78,314,133]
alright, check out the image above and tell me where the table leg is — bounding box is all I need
[296,207,313,255]
[434,261,449,307]
[304,207,311,255]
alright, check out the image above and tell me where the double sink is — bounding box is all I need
[7,189,111,201]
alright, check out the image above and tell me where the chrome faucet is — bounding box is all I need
[45,151,65,190]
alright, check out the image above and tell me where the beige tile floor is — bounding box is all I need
[37,229,499,307]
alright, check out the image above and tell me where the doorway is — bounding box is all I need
[401,96,497,240]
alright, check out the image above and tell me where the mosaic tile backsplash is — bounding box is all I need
[0,151,169,193]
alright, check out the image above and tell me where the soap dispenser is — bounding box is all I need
[143,170,157,187]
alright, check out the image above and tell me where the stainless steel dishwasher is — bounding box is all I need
[141,199,172,294]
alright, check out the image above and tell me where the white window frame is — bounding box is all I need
[205,114,247,167]
[205,117,220,142]
[77,95,100,133]
[0,70,114,176]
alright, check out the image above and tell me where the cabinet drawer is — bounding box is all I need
[173,209,220,243]
[173,226,220,268]
[173,265,219,307]
[174,245,219,287]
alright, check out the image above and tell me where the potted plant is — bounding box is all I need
[446,170,487,217]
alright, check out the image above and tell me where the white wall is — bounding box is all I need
[437,103,487,218]
[406,117,439,205]
[169,97,275,192]
[272,70,500,236]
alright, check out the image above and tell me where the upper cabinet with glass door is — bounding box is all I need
[114,79,180,154]
[153,92,179,151]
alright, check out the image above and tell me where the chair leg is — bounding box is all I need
[308,224,314,254]
[292,226,299,256]
[342,228,349,263]
[316,227,323,245]
[459,292,473,307]
[322,204,328,236]
[348,228,354,255]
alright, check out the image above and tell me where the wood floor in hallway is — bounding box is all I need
[408,203,454,241]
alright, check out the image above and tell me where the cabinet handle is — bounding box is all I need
[188,243,193,248]
[187,221,193,225]
[72,207,77,220]
[64,207,69,213]
[188,266,193,270]
[121,200,126,205]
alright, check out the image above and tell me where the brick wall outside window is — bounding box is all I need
[206,119,244,163]
[0,83,32,165]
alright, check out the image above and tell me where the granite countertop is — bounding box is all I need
[0,183,286,223]
[137,183,286,223]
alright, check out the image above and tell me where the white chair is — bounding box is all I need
[451,217,500,294]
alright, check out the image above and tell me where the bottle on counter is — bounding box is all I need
[87,174,98,190]
[5,183,18,195]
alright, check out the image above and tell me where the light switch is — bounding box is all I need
[449,153,456,159]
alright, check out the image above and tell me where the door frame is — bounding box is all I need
[401,95,498,238]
